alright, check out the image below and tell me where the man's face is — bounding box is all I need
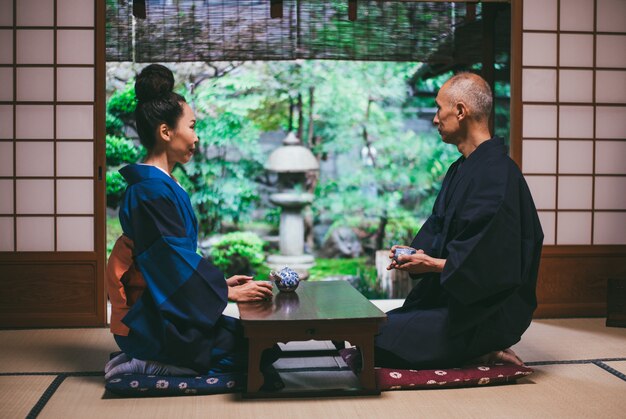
[433,85,459,144]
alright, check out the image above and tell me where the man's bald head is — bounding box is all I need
[441,73,493,122]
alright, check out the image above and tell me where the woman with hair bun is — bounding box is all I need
[104,64,277,384]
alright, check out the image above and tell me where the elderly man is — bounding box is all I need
[374,73,543,368]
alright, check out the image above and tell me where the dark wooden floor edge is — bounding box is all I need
[0,371,103,376]
[26,374,67,419]
[592,361,626,382]
[524,357,626,366]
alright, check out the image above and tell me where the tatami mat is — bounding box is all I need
[0,329,118,373]
[1,318,625,418]
[0,376,55,419]
[35,365,626,419]
[511,319,626,362]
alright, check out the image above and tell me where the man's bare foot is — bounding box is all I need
[499,348,524,366]
[466,348,525,366]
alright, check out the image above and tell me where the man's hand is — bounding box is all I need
[387,245,445,274]
[228,280,273,302]
[226,275,253,287]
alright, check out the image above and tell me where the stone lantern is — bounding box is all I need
[265,132,319,279]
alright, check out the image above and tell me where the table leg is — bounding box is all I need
[246,339,273,393]
[353,338,377,392]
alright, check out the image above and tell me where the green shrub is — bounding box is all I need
[383,215,423,249]
[107,82,137,116]
[106,214,123,259]
[106,171,127,209]
[106,135,142,167]
[209,232,266,277]
[106,112,124,136]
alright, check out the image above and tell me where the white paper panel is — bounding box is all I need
[560,35,594,68]
[597,35,626,68]
[523,33,557,67]
[16,179,54,214]
[522,69,556,102]
[597,0,626,32]
[57,30,94,65]
[16,142,54,177]
[0,30,13,64]
[522,140,557,174]
[16,30,54,64]
[537,211,555,245]
[596,106,626,139]
[56,142,93,177]
[596,71,626,104]
[525,176,556,210]
[56,179,93,214]
[16,67,54,102]
[56,105,93,139]
[523,0,557,30]
[557,212,592,245]
[56,216,93,251]
[523,105,557,138]
[595,177,626,209]
[16,105,54,139]
[16,0,53,26]
[0,105,12,139]
[559,106,594,138]
[558,140,594,174]
[595,141,626,174]
[0,0,13,26]
[558,176,593,209]
[560,0,594,31]
[0,142,12,176]
[594,212,626,244]
[559,70,593,103]
[0,179,13,214]
[57,68,94,102]
[0,216,14,251]
[0,68,13,101]
[57,0,94,27]
[16,216,54,251]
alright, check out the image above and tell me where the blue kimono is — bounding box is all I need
[115,164,245,373]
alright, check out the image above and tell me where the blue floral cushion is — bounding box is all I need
[105,372,244,397]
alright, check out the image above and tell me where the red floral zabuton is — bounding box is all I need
[339,348,533,390]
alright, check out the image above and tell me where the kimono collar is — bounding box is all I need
[465,136,506,162]
[119,164,176,186]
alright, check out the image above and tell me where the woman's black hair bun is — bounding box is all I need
[135,64,175,102]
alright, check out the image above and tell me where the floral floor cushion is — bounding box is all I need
[105,371,245,397]
[339,348,533,390]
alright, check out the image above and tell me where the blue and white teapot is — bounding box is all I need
[269,267,300,292]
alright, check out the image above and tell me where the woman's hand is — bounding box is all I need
[226,275,253,287]
[387,245,445,274]
[228,280,273,302]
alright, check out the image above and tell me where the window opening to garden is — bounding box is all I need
[105,0,511,298]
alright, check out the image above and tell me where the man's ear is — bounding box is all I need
[157,123,171,142]
[456,102,468,121]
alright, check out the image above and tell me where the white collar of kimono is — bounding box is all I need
[137,163,183,189]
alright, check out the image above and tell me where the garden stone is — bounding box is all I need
[319,226,363,258]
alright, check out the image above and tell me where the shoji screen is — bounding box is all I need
[517,0,626,316]
[0,0,105,327]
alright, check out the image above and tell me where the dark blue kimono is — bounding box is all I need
[375,137,544,368]
[115,164,245,373]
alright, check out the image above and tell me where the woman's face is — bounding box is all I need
[167,102,198,165]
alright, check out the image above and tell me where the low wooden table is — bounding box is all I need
[238,280,386,398]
